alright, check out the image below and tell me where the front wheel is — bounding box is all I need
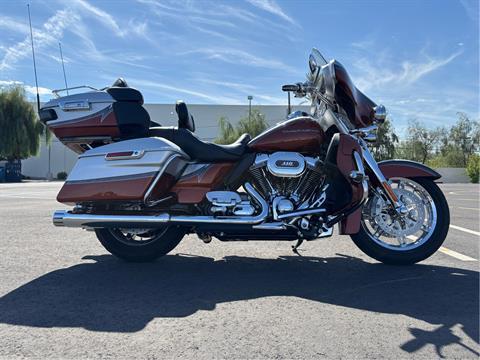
[95,226,185,262]
[351,177,449,265]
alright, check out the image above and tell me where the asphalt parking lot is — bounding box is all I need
[0,182,478,359]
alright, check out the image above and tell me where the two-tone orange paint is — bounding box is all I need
[248,117,325,154]
[47,107,120,153]
[171,163,235,203]
[57,172,156,205]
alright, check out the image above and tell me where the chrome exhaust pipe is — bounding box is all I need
[53,211,170,228]
[53,182,268,229]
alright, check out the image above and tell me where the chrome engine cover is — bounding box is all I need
[206,191,242,207]
[266,152,306,177]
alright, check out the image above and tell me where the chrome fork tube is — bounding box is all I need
[359,139,405,211]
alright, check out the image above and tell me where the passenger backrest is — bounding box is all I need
[106,85,151,139]
[176,100,196,132]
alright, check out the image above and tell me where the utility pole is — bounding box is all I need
[248,95,253,121]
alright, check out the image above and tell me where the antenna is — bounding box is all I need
[27,4,40,114]
[58,42,69,95]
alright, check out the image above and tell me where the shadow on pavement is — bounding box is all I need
[0,253,478,355]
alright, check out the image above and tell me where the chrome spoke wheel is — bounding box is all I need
[361,178,437,251]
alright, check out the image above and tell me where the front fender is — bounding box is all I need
[377,160,441,180]
[339,159,440,235]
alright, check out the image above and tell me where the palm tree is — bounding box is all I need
[0,86,49,179]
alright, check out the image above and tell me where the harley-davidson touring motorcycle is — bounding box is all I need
[40,48,449,264]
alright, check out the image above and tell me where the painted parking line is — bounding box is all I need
[438,247,477,261]
[456,207,479,211]
[0,194,53,200]
[406,235,477,262]
[450,224,480,237]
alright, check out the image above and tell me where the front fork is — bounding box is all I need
[358,139,408,215]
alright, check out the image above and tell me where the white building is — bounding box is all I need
[22,103,309,179]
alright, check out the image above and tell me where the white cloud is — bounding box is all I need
[197,79,257,92]
[0,80,22,86]
[246,0,296,25]
[196,78,288,104]
[70,0,151,40]
[460,0,479,22]
[0,80,52,96]
[0,9,79,71]
[0,1,153,71]
[129,78,243,104]
[353,51,462,91]
[0,16,30,35]
[24,85,52,96]
[186,48,297,73]
[69,0,125,37]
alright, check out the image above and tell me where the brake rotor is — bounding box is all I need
[370,188,425,238]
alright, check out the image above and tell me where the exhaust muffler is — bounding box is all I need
[53,183,268,229]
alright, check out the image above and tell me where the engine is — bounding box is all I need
[202,151,326,225]
[249,152,325,207]
[202,151,329,240]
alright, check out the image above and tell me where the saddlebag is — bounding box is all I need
[56,137,189,205]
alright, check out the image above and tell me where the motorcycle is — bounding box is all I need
[40,48,449,264]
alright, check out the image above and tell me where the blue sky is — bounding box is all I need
[0,0,478,134]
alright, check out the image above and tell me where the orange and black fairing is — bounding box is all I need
[333,61,377,128]
[322,133,366,234]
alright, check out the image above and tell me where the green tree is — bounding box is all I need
[402,120,444,164]
[370,118,398,161]
[466,154,480,183]
[440,112,479,166]
[216,109,268,144]
[0,86,48,161]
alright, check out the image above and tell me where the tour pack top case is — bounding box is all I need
[40,85,151,154]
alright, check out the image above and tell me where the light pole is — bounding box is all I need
[248,95,253,121]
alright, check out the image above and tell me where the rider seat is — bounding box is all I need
[149,101,250,162]
[149,127,250,162]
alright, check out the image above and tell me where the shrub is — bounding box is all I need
[215,109,268,144]
[57,171,68,180]
[466,154,479,183]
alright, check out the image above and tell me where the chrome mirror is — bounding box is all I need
[374,105,386,123]
[309,54,317,73]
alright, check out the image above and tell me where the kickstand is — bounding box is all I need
[292,238,304,256]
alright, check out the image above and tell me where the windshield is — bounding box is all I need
[308,48,377,127]
[308,48,329,89]
[310,48,328,67]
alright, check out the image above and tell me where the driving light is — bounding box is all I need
[374,105,386,123]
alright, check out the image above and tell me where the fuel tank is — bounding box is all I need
[248,116,326,154]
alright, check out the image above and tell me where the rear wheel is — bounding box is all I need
[95,226,185,262]
[351,177,449,265]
